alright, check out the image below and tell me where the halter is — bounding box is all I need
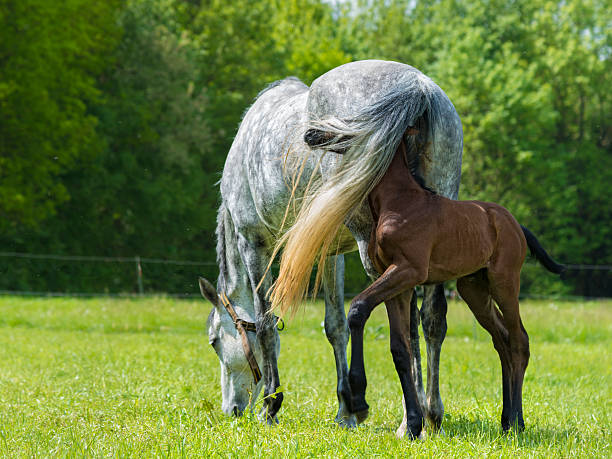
[218,292,284,384]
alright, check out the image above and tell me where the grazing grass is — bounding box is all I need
[0,296,610,457]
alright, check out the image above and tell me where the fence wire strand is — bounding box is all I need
[0,251,609,299]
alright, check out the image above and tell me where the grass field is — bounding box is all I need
[0,296,609,457]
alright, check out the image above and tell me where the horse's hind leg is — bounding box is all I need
[489,271,529,432]
[456,272,514,430]
[386,294,425,439]
[420,284,447,431]
[321,254,357,427]
[347,264,422,421]
[409,290,427,414]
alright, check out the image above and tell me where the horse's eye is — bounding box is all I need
[209,338,218,348]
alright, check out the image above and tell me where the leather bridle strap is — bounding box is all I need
[219,292,262,384]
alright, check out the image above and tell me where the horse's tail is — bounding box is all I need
[269,71,447,317]
[521,226,566,275]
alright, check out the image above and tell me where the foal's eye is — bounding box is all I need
[209,338,218,348]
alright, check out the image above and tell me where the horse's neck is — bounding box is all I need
[217,207,256,317]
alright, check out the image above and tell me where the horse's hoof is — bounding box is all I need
[257,410,279,425]
[355,409,369,424]
[335,414,358,429]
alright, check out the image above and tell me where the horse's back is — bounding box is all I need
[220,78,310,240]
[307,59,462,199]
[307,60,420,119]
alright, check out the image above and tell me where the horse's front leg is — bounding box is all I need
[386,293,425,439]
[321,254,358,427]
[421,284,448,431]
[236,233,283,423]
[347,264,419,422]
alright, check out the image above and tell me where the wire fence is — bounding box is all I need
[0,251,610,300]
[0,251,217,298]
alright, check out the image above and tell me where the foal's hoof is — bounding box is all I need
[335,413,358,429]
[396,422,425,440]
[501,416,525,434]
[355,409,369,425]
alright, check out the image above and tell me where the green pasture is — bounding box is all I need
[0,296,609,457]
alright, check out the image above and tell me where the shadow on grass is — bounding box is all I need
[442,414,586,447]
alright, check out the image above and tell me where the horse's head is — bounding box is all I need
[198,277,263,416]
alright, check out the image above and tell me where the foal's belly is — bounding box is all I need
[425,223,495,283]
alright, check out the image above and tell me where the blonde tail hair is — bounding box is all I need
[269,72,442,317]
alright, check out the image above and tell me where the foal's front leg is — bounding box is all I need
[347,264,419,421]
[386,294,426,439]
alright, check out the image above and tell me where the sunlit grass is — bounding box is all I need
[0,296,610,456]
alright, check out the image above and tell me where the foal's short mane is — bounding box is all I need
[403,127,437,195]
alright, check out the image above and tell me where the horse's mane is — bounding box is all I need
[256,76,304,100]
[239,77,307,126]
[215,204,229,292]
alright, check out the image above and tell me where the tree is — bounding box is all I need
[0,0,120,229]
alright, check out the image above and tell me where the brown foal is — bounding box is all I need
[347,135,565,438]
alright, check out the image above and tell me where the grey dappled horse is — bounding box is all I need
[198,60,462,432]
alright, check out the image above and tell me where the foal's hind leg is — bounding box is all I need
[397,290,427,437]
[488,270,529,431]
[386,294,425,439]
[321,254,357,427]
[456,272,514,430]
[420,284,448,431]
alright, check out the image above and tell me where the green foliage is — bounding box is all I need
[0,0,120,228]
[185,0,351,158]
[83,0,214,260]
[0,0,610,296]
[0,296,610,455]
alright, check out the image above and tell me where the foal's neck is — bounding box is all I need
[378,140,428,197]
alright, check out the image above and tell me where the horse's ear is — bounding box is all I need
[199,277,219,307]
[405,126,419,136]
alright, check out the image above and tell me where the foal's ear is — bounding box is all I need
[198,277,219,307]
[405,126,419,136]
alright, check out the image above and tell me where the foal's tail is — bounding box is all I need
[521,226,566,275]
